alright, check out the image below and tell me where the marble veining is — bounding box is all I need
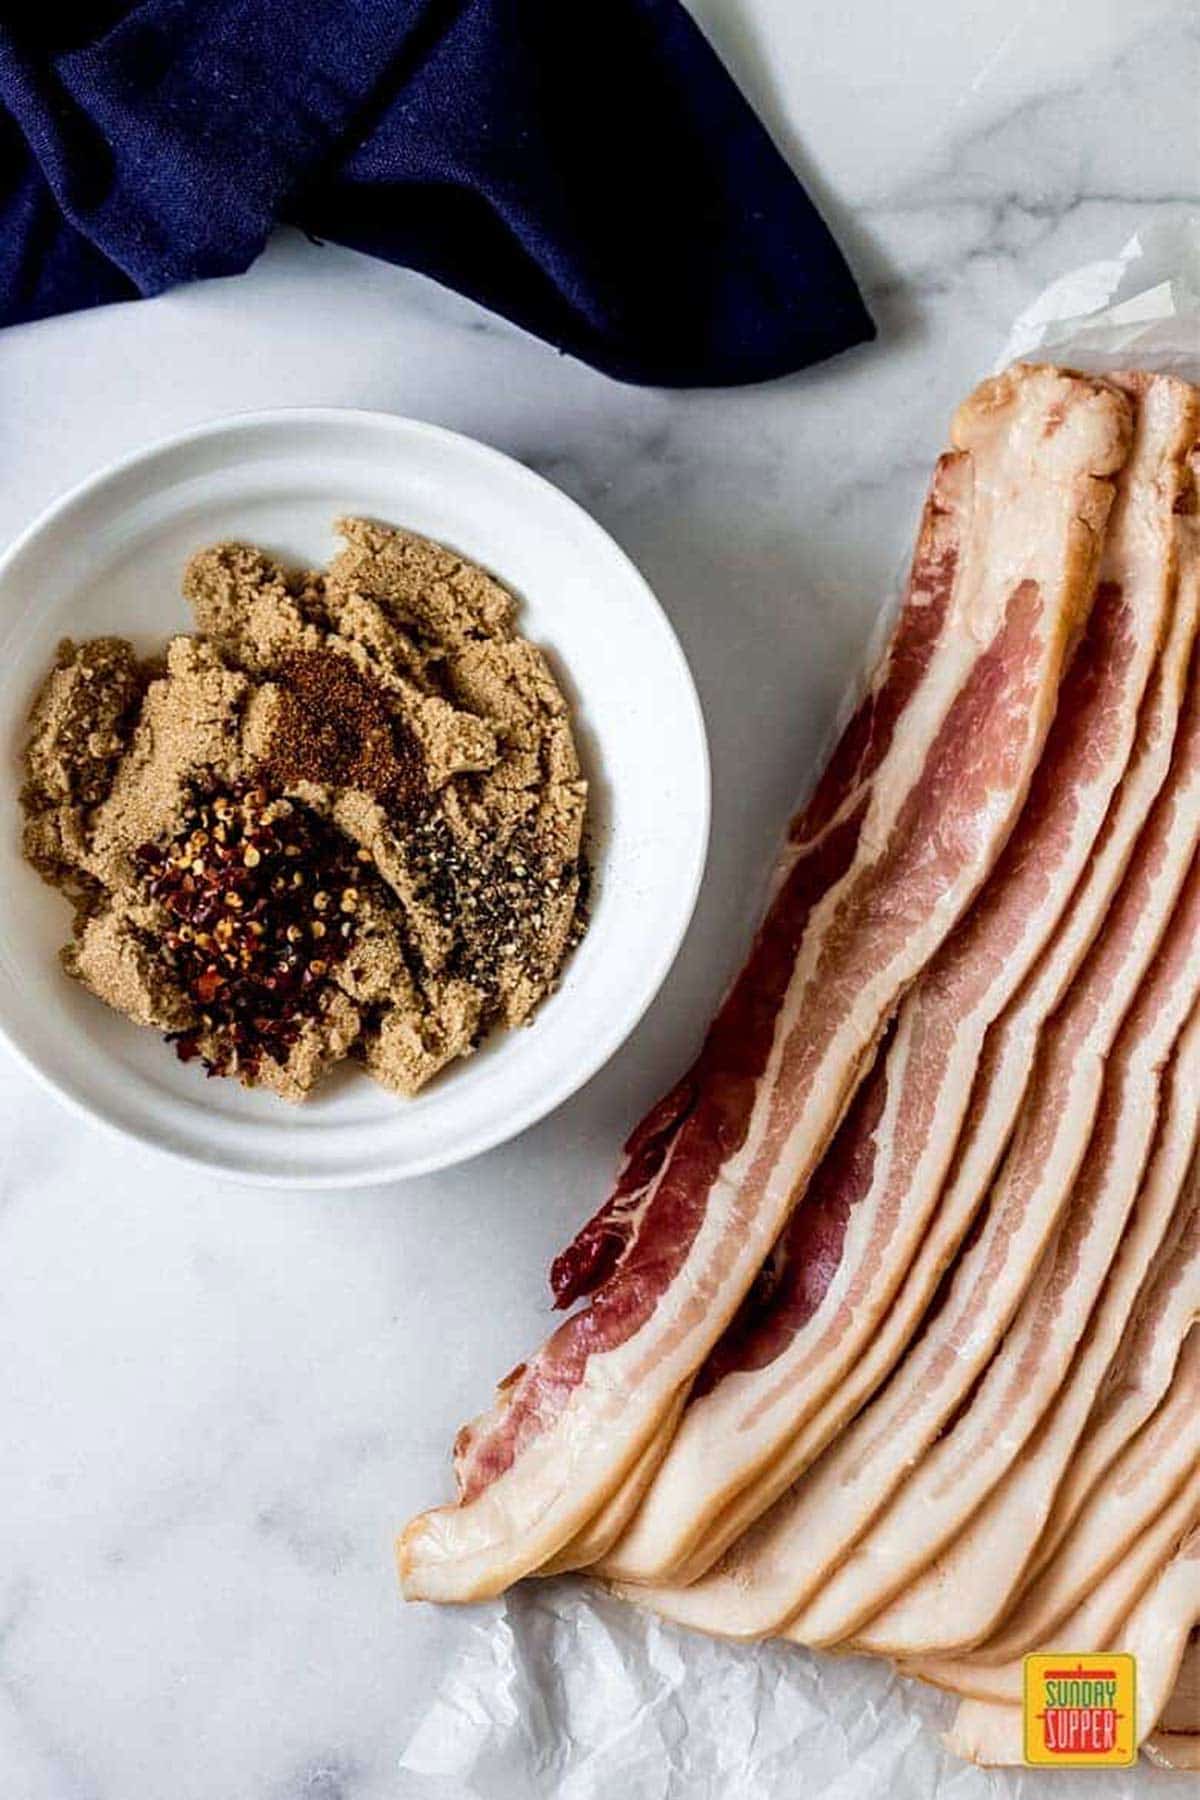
[0,1,1195,1794]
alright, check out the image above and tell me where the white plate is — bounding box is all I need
[0,410,709,1187]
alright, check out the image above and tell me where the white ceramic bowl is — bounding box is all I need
[0,411,709,1187]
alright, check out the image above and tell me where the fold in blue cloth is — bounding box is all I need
[0,1,873,385]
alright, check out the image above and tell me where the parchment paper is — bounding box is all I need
[398,222,1200,1799]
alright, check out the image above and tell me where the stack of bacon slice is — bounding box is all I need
[399,363,1200,1768]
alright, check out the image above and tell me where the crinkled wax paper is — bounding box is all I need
[1000,218,1200,379]
[398,221,1200,1799]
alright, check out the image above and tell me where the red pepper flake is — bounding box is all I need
[194,968,225,1003]
[139,782,365,1080]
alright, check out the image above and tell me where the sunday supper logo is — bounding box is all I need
[1022,1655,1136,1766]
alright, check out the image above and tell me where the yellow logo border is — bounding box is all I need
[1022,1652,1137,1767]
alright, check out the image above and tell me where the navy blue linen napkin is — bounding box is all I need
[0,1,873,386]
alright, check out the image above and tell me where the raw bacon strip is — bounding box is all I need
[1146,1735,1200,1772]
[1158,1633,1200,1734]
[1146,1634,1200,1774]
[945,1522,1200,1766]
[1144,1628,1199,1770]
[633,432,1200,1585]
[788,852,1200,1649]
[501,438,971,1378]
[904,1462,1200,1705]
[545,416,982,1297]
[452,556,966,1519]
[1021,1150,1200,1582]
[537,1387,689,1577]
[463,390,1061,1543]
[623,676,1200,1643]
[399,366,1130,1603]
[850,991,1200,1658]
[446,442,976,1527]
[972,1326,1200,1663]
[601,374,1198,1587]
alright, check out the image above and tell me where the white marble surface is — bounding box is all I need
[0,2,1195,1795]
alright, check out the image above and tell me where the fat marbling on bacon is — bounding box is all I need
[599,373,1200,1589]
[398,364,1132,1603]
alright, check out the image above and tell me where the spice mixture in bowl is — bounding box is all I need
[20,518,589,1102]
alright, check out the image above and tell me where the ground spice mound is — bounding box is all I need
[262,650,425,812]
[20,518,590,1102]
